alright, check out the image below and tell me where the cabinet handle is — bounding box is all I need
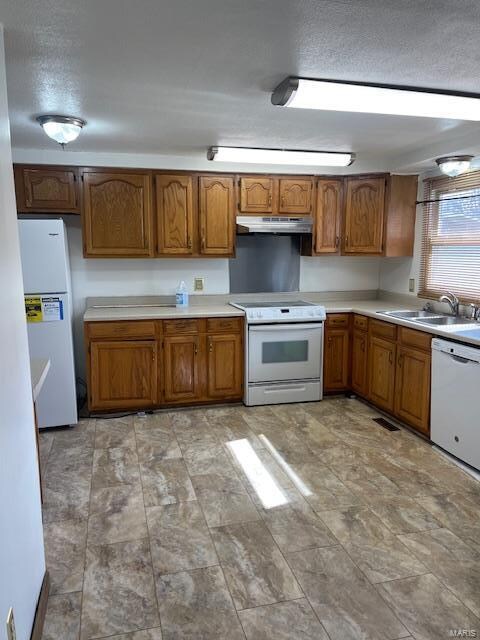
[281,195,285,207]
[152,351,156,362]
[361,340,365,352]
[194,343,198,355]
[209,342,213,352]
[335,236,340,248]
[389,352,393,364]
[188,239,192,249]
[268,194,272,207]
[327,337,332,344]
[345,235,349,246]
[398,354,403,367]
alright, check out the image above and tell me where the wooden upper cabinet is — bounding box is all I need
[384,175,418,257]
[14,165,79,213]
[207,333,243,399]
[239,177,275,213]
[156,174,194,255]
[314,179,342,253]
[82,170,154,257]
[344,177,386,254]
[163,334,200,403]
[395,346,431,435]
[368,335,396,412]
[199,175,235,255]
[278,178,312,214]
[89,339,158,410]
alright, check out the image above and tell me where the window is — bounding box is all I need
[419,170,480,303]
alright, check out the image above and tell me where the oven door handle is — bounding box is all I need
[249,323,323,332]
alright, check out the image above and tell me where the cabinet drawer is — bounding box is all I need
[353,314,368,331]
[326,313,350,328]
[369,319,397,341]
[206,317,243,333]
[163,318,199,335]
[87,321,156,339]
[398,327,431,351]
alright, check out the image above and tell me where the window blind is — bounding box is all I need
[419,170,480,303]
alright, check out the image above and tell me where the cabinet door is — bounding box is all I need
[278,178,312,214]
[207,333,243,399]
[15,166,79,213]
[368,336,396,412]
[239,177,275,213]
[83,171,154,257]
[344,177,385,254]
[314,179,342,253]
[395,346,431,435]
[164,335,200,402]
[156,174,194,255]
[351,330,368,397]
[199,176,234,255]
[323,328,349,392]
[90,340,158,410]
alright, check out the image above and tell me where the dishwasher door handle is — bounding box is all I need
[448,353,477,365]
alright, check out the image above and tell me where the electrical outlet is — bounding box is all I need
[194,277,204,292]
[6,608,16,640]
[409,278,415,293]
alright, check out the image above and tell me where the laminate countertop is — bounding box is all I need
[83,299,480,348]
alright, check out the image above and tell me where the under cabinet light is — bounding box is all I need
[271,77,480,121]
[207,146,354,166]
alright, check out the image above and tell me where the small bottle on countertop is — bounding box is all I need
[175,281,189,308]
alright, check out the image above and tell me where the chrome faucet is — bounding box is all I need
[439,291,460,316]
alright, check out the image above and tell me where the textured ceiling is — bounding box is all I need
[1,0,480,171]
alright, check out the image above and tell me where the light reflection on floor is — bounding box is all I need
[226,438,289,509]
[259,434,313,497]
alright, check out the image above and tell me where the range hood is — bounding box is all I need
[236,215,313,234]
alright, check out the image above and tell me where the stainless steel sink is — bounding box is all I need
[415,316,475,326]
[379,310,441,320]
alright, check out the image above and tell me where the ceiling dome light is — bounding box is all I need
[435,155,473,177]
[37,115,86,145]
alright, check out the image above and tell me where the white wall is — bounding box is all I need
[300,256,381,292]
[0,27,45,640]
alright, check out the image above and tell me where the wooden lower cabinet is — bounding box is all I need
[85,317,243,412]
[207,333,243,399]
[395,345,431,435]
[324,327,350,392]
[89,339,158,411]
[368,336,396,413]
[351,329,368,397]
[164,335,200,403]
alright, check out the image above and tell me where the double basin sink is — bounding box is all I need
[378,309,480,340]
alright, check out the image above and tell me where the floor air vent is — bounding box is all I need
[372,417,400,432]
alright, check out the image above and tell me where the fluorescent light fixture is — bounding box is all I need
[37,115,86,145]
[226,438,288,509]
[272,77,480,121]
[436,155,473,177]
[207,146,354,167]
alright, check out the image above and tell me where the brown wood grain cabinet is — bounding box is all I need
[163,334,200,402]
[14,165,80,213]
[82,169,154,257]
[368,335,397,413]
[314,179,342,254]
[323,315,350,392]
[156,174,194,255]
[89,339,158,410]
[207,333,243,399]
[199,175,235,255]
[278,178,313,214]
[351,315,369,397]
[344,177,386,254]
[395,345,431,435]
[239,176,275,213]
[85,316,243,412]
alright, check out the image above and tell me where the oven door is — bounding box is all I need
[248,323,323,383]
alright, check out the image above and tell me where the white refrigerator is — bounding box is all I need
[18,219,78,429]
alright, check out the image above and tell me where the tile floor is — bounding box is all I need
[38,398,480,640]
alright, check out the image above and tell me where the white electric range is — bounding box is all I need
[230,300,326,406]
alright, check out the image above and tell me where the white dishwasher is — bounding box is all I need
[431,338,480,470]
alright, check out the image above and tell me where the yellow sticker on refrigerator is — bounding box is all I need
[25,296,63,323]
